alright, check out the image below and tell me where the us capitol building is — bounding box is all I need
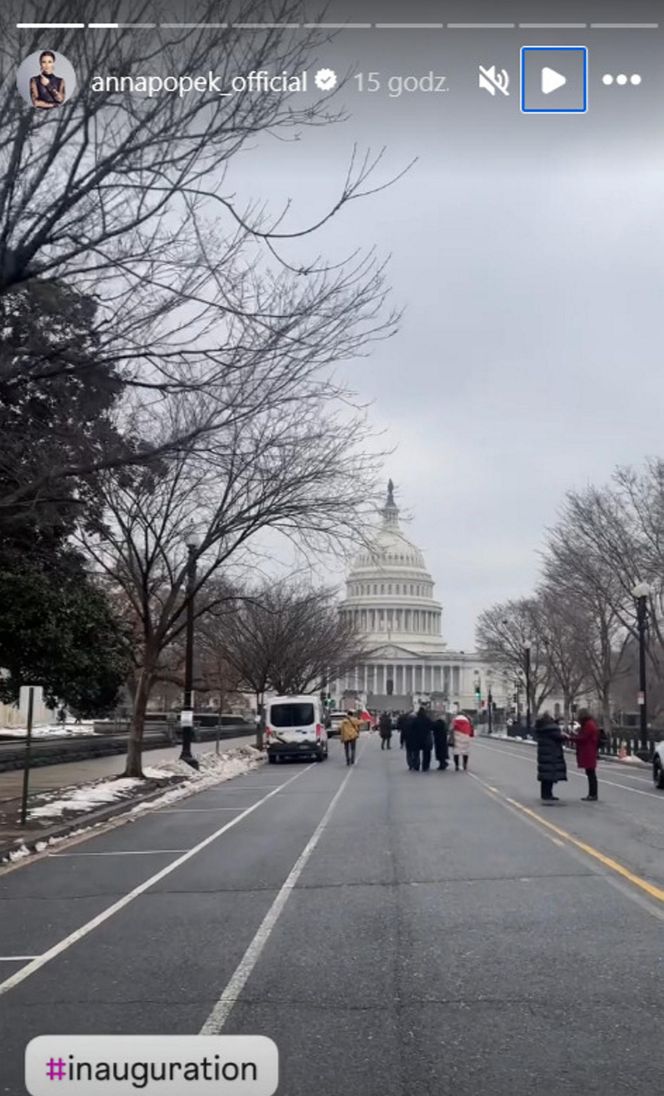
[330,481,507,717]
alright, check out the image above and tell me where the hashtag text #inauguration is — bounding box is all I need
[52,1055,258,1087]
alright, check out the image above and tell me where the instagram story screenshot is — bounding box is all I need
[1,1,664,1094]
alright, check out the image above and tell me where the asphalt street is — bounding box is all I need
[2,732,664,1095]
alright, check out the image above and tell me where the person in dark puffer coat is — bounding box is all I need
[535,712,567,802]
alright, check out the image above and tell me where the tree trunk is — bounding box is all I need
[255,690,264,750]
[125,669,152,778]
[601,690,612,742]
[216,687,225,755]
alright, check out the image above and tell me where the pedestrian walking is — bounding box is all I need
[340,710,360,766]
[573,709,600,801]
[379,712,393,750]
[397,711,408,750]
[451,714,474,771]
[535,712,567,802]
[406,707,433,772]
[432,717,449,770]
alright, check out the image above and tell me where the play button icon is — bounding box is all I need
[521,46,588,113]
[541,66,567,95]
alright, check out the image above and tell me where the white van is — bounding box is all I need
[264,695,328,763]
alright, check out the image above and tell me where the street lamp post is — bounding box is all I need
[524,641,532,738]
[180,530,200,768]
[632,582,651,756]
[487,671,493,735]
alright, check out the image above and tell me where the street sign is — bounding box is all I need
[180,709,194,726]
[19,684,43,717]
[637,692,645,706]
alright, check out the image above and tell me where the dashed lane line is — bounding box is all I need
[0,763,315,998]
[157,807,256,812]
[469,772,664,907]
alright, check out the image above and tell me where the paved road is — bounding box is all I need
[1,732,664,1094]
[0,735,254,804]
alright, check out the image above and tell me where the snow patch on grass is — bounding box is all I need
[30,777,145,818]
[0,746,265,866]
[27,745,263,822]
[128,747,265,815]
[0,721,96,739]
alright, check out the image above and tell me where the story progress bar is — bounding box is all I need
[15,21,661,31]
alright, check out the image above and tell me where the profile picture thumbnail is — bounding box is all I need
[16,49,77,109]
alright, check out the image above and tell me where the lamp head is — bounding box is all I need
[632,581,651,599]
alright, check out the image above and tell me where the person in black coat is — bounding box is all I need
[432,717,449,770]
[379,711,393,750]
[535,712,567,802]
[405,707,433,772]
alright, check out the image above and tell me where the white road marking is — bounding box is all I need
[0,956,40,961]
[596,778,664,801]
[477,741,663,799]
[0,764,314,998]
[158,808,252,813]
[200,764,356,1033]
[49,850,188,857]
[471,771,664,924]
[214,786,285,790]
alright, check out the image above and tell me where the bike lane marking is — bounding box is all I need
[200,758,359,1033]
[0,762,316,998]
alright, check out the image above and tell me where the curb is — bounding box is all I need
[596,752,650,769]
[0,776,189,864]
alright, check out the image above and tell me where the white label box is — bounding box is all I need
[26,1035,279,1095]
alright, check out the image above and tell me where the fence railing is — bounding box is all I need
[481,722,659,761]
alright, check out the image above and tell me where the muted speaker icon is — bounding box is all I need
[479,64,510,97]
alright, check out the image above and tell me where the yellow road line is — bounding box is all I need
[472,773,664,905]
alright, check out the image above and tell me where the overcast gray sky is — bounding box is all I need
[225,8,664,649]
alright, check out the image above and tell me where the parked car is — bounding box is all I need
[264,695,328,763]
[325,710,346,737]
[653,740,664,788]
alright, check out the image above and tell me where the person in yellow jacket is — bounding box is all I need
[339,711,360,766]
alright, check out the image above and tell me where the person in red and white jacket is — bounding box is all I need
[451,713,475,772]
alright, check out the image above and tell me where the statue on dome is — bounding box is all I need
[387,478,395,506]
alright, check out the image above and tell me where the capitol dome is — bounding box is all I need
[340,480,444,652]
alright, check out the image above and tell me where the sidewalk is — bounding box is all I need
[0,739,264,864]
[0,734,252,804]
[485,731,650,769]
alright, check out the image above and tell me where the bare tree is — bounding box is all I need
[555,469,664,714]
[542,504,630,729]
[536,587,591,723]
[476,598,555,717]
[212,583,365,697]
[81,381,383,776]
[0,1,402,514]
